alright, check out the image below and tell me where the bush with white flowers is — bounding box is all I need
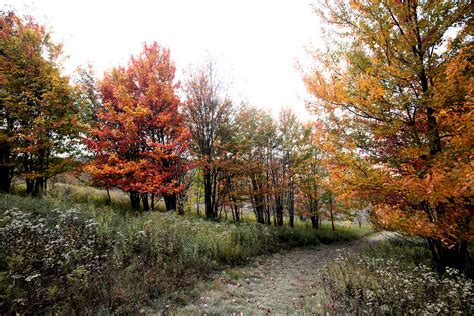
[320,242,473,314]
[0,208,111,313]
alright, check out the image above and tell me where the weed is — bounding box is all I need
[317,241,473,314]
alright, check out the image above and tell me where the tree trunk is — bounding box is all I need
[311,200,319,229]
[275,197,284,226]
[251,178,265,224]
[234,205,240,222]
[287,185,295,228]
[211,171,220,219]
[330,214,335,231]
[288,195,295,228]
[329,195,335,231]
[427,237,470,275]
[33,177,43,196]
[204,172,214,219]
[177,197,184,215]
[0,144,12,193]
[417,58,467,273]
[0,166,12,193]
[141,193,150,211]
[265,207,271,225]
[196,190,200,215]
[26,179,34,195]
[129,191,141,210]
[106,187,112,205]
[26,177,44,197]
[164,194,177,211]
[255,204,265,224]
[310,215,319,229]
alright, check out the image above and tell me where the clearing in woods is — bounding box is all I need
[170,232,388,315]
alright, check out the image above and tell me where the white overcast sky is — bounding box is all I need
[3,0,323,117]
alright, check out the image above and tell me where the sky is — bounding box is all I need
[3,0,323,117]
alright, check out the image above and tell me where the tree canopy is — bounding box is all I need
[85,42,192,210]
[304,0,473,269]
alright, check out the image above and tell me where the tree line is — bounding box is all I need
[0,11,338,230]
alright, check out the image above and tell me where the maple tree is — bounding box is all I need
[304,0,473,270]
[85,42,192,210]
[0,11,81,195]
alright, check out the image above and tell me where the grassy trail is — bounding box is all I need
[169,232,386,315]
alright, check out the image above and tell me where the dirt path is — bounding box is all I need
[171,232,389,315]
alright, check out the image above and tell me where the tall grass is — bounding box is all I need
[0,186,372,313]
[0,195,280,313]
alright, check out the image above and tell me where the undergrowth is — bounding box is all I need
[316,240,473,314]
[0,190,371,314]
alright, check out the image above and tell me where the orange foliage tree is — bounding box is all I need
[86,42,192,210]
[304,0,473,270]
[0,11,81,195]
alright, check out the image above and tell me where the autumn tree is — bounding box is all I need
[0,11,81,195]
[305,0,473,270]
[277,108,303,227]
[212,144,244,220]
[86,42,192,211]
[233,106,307,226]
[295,123,326,229]
[234,105,276,224]
[183,60,235,219]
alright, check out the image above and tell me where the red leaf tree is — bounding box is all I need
[85,42,192,211]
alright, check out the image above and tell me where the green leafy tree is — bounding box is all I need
[295,123,326,229]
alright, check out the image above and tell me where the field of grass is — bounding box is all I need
[0,184,373,313]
